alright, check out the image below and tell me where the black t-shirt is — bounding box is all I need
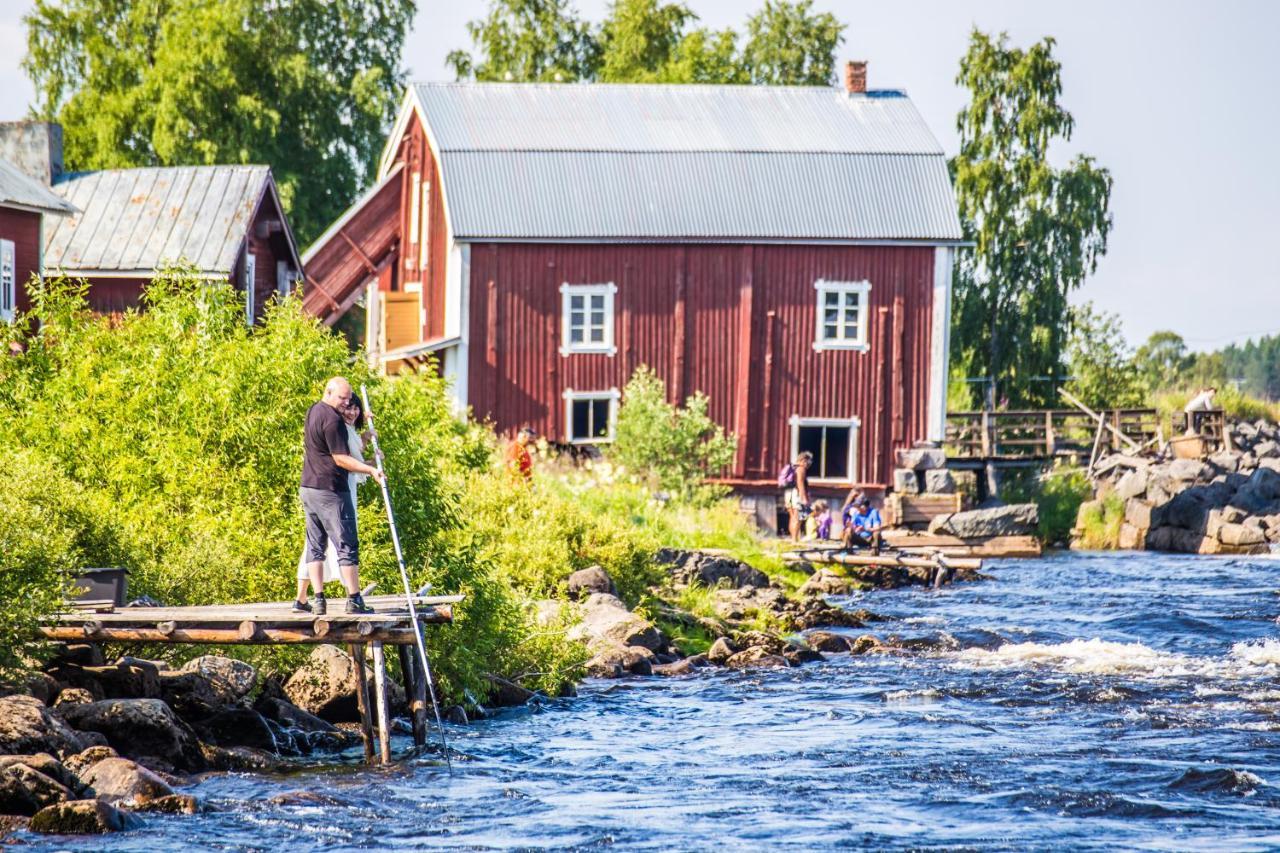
[301,401,351,492]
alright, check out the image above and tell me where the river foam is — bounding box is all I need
[951,636,1280,680]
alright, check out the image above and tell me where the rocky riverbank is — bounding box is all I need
[1078,419,1280,554]
[0,546,986,837]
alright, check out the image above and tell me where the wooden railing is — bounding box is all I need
[945,408,1162,460]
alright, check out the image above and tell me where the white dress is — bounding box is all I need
[297,425,368,581]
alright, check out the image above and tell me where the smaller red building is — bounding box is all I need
[0,151,76,322]
[43,165,301,321]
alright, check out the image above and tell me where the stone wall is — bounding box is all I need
[1077,419,1280,554]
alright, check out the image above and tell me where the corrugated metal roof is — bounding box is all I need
[440,151,959,242]
[44,165,272,274]
[415,83,943,154]
[0,157,75,215]
[411,83,961,241]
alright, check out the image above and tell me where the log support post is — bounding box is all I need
[398,644,428,749]
[371,641,392,764]
[349,642,375,764]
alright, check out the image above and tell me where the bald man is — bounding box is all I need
[296,377,385,615]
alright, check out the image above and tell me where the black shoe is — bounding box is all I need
[345,593,373,615]
[291,599,312,614]
[312,594,327,616]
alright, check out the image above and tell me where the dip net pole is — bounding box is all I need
[360,385,452,771]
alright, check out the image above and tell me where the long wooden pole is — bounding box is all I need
[398,644,428,749]
[349,643,375,764]
[1059,387,1141,452]
[361,385,451,770]
[372,642,391,765]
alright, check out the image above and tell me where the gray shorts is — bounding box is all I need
[300,487,358,567]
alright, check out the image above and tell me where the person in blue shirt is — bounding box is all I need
[842,497,883,555]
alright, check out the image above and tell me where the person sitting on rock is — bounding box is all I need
[843,497,883,555]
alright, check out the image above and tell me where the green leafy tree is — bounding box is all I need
[597,0,745,84]
[1134,330,1193,392]
[741,0,843,85]
[611,366,737,498]
[446,0,601,82]
[950,31,1113,408]
[23,0,414,244]
[1062,302,1144,408]
[449,0,843,85]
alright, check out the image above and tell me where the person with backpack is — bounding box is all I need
[779,450,814,542]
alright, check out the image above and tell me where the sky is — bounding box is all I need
[2,0,1277,352]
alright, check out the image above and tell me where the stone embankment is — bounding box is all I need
[1080,419,1280,554]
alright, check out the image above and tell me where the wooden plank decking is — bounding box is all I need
[41,594,463,645]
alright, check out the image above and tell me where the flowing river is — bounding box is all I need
[22,552,1280,851]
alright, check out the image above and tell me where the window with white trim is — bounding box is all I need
[560,282,617,356]
[244,252,257,325]
[0,240,14,323]
[790,416,860,481]
[564,389,619,443]
[813,279,871,350]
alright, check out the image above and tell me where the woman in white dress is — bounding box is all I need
[296,396,371,601]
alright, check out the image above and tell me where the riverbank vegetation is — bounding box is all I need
[0,273,786,700]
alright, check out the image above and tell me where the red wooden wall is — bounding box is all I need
[0,206,45,314]
[466,242,936,487]
[392,112,448,339]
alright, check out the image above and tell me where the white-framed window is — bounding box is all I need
[564,388,620,444]
[813,279,871,351]
[789,416,860,482]
[0,239,14,322]
[276,261,301,297]
[419,180,431,271]
[560,282,617,356]
[244,252,257,325]
[409,171,421,246]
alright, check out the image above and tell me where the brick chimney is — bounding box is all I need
[0,121,64,184]
[843,60,867,95]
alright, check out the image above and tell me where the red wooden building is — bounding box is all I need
[0,122,76,321]
[0,122,301,323]
[41,164,301,321]
[304,65,962,499]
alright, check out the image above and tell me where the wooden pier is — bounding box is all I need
[41,594,462,765]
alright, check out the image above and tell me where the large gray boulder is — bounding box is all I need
[896,447,947,471]
[893,468,919,495]
[923,469,956,494]
[656,549,769,590]
[55,699,205,772]
[1168,458,1211,482]
[1115,468,1149,501]
[181,656,256,705]
[565,565,617,599]
[79,758,173,805]
[567,594,663,651]
[928,503,1038,538]
[0,696,85,759]
[1233,467,1280,515]
[0,763,73,816]
[29,799,141,834]
[284,646,364,723]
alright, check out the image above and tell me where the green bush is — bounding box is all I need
[609,366,736,499]
[1075,493,1125,550]
[1004,465,1094,546]
[0,451,127,676]
[0,273,578,700]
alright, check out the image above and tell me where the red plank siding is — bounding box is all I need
[0,206,44,314]
[393,112,448,339]
[467,242,936,487]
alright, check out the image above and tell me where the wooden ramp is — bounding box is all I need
[41,593,463,766]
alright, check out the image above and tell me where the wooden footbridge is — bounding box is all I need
[41,594,462,765]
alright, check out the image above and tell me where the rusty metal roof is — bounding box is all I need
[44,165,275,275]
[0,157,75,215]
[409,82,962,242]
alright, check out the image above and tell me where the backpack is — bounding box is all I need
[777,463,796,489]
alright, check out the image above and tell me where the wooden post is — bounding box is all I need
[371,642,392,764]
[349,643,375,763]
[398,644,428,749]
[980,411,992,458]
[1044,411,1056,457]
